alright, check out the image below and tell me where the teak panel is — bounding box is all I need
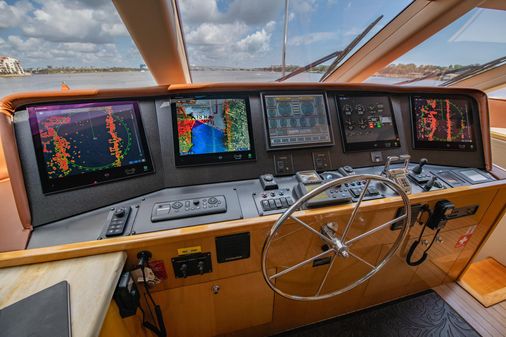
[151,271,273,337]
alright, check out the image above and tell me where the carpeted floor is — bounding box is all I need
[275,290,480,337]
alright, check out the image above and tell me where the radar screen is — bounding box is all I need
[263,94,332,149]
[412,96,475,150]
[29,101,153,194]
[337,95,400,152]
[172,96,256,166]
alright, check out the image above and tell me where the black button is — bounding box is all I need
[193,199,200,205]
[268,199,276,209]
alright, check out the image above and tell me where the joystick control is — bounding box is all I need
[409,158,433,185]
[422,176,436,191]
[412,158,428,175]
[259,174,278,190]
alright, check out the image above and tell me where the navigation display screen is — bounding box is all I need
[172,96,256,166]
[29,101,153,194]
[337,95,400,151]
[263,94,332,149]
[412,96,475,150]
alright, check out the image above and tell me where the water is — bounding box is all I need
[0,70,480,99]
[191,121,225,154]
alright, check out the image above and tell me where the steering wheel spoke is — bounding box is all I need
[262,174,411,301]
[346,213,407,246]
[268,249,334,280]
[289,215,335,247]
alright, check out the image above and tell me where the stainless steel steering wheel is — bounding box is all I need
[261,174,411,301]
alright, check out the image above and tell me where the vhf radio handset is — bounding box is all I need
[406,200,455,266]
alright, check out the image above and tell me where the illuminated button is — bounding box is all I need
[261,200,271,211]
[185,201,190,207]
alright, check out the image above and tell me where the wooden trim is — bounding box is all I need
[0,180,504,269]
[489,98,506,128]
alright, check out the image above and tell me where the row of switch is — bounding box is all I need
[261,196,294,211]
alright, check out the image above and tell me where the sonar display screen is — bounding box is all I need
[412,96,475,150]
[172,96,255,166]
[29,101,153,193]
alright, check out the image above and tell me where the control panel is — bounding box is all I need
[254,189,294,215]
[172,252,212,278]
[151,196,227,222]
[105,207,131,237]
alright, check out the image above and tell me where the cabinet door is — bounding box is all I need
[213,272,273,335]
[408,225,477,292]
[153,279,216,337]
[152,272,273,337]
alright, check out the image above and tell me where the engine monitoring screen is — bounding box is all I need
[29,101,153,194]
[263,94,332,149]
[172,96,255,166]
[337,95,400,151]
[412,96,475,150]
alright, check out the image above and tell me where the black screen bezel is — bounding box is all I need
[29,100,154,194]
[335,94,401,152]
[171,94,256,167]
[261,92,334,150]
[410,94,477,151]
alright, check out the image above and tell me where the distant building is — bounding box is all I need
[0,57,25,75]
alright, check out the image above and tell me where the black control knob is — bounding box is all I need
[193,199,200,206]
[423,176,436,191]
[180,263,188,278]
[412,158,428,175]
[114,208,126,218]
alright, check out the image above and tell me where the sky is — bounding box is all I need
[0,0,505,70]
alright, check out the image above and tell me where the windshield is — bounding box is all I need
[365,7,506,87]
[0,0,155,97]
[177,0,413,82]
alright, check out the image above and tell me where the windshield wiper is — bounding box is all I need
[276,15,383,82]
[392,64,479,86]
[441,55,506,86]
[320,15,383,82]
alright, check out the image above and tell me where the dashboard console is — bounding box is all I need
[9,84,499,247]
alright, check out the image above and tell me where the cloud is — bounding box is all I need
[3,35,130,67]
[179,0,282,25]
[289,32,337,46]
[185,21,276,66]
[21,0,128,44]
[0,0,32,29]
[185,22,249,46]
